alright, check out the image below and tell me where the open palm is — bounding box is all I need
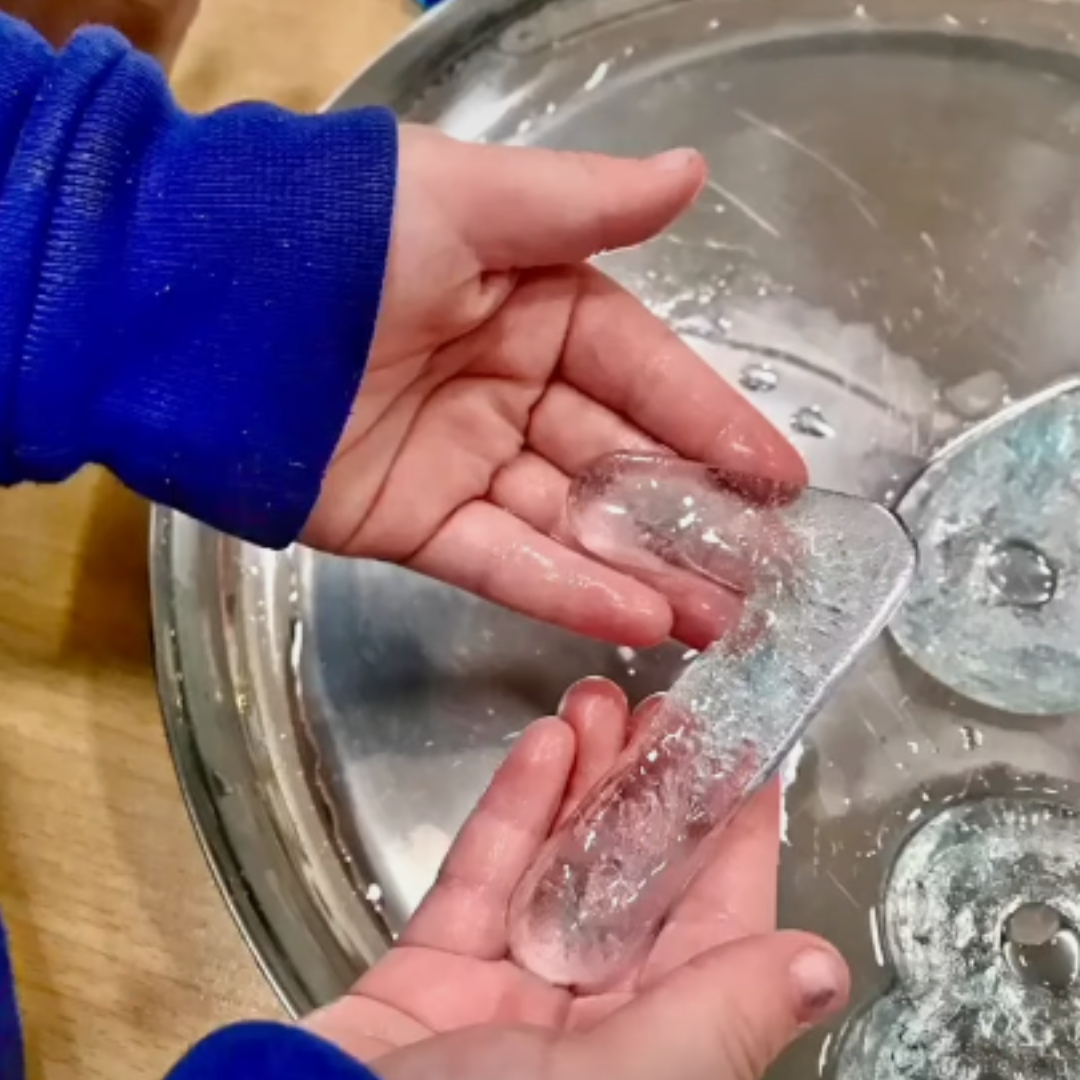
[305,679,846,1080]
[303,128,805,648]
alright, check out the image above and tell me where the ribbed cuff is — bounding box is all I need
[9,28,397,547]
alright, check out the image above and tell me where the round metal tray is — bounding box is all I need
[152,0,1080,1075]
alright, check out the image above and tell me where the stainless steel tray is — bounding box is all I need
[151,0,1080,1075]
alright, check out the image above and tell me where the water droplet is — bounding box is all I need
[790,405,836,439]
[739,362,779,393]
[582,59,611,92]
[960,724,983,750]
[943,371,1010,420]
[1001,902,1080,992]
[986,538,1057,609]
[209,770,235,798]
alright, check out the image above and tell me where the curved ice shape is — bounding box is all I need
[507,452,916,987]
[891,379,1080,716]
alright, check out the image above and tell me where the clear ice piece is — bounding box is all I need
[507,452,916,987]
[891,379,1080,715]
[835,798,1080,1080]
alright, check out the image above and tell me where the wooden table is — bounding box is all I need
[0,3,413,1077]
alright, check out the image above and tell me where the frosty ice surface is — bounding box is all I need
[891,379,1080,715]
[507,452,916,987]
[835,798,1080,1080]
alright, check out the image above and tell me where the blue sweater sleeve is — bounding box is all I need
[0,15,397,547]
[167,1023,383,1080]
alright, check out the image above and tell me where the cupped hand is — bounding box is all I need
[303,126,805,647]
[304,678,848,1080]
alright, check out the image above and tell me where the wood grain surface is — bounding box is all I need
[0,2,413,1078]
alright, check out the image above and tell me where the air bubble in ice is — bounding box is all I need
[507,451,914,987]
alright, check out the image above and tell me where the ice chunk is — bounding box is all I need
[507,452,915,986]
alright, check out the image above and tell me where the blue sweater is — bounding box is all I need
[0,13,398,1080]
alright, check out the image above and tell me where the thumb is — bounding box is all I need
[427,132,707,268]
[571,932,849,1080]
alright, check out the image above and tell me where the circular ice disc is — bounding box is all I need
[891,381,1080,716]
[835,797,1080,1080]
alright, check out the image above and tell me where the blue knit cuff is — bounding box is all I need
[2,24,398,548]
[168,1022,383,1080]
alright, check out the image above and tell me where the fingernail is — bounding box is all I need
[556,675,613,718]
[790,949,847,1024]
[649,147,700,172]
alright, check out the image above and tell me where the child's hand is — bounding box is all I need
[303,126,805,647]
[303,678,847,1080]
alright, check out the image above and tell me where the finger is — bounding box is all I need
[409,501,675,647]
[569,933,849,1080]
[628,692,666,745]
[559,269,807,488]
[402,717,574,958]
[660,575,745,652]
[556,678,632,826]
[424,129,708,269]
[673,780,782,933]
[489,451,573,540]
[527,381,665,476]
[642,781,782,983]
